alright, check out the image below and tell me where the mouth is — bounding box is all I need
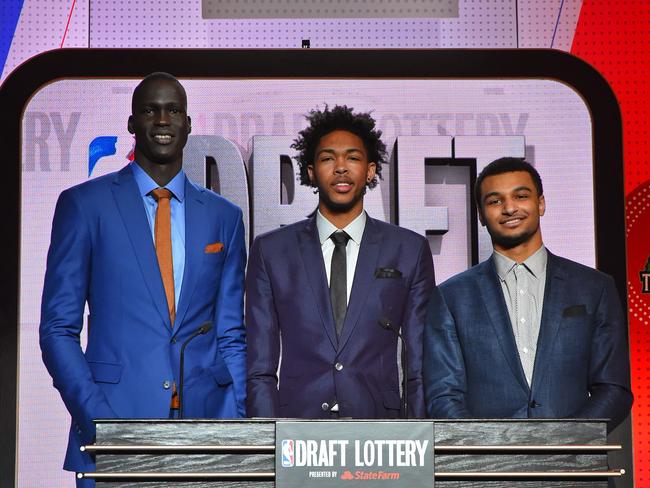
[500,216,525,228]
[152,134,173,144]
[332,181,354,193]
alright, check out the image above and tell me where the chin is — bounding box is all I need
[321,196,359,214]
[492,232,531,250]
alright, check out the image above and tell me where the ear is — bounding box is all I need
[187,115,192,135]
[127,115,135,134]
[366,161,377,184]
[538,194,546,217]
[477,206,486,226]
[307,164,315,185]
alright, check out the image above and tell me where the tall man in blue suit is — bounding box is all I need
[40,73,247,485]
[423,157,632,429]
[246,105,435,419]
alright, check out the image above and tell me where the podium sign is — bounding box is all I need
[275,421,434,487]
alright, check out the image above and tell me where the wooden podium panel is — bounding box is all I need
[80,419,621,487]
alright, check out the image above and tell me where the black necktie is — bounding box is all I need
[330,231,351,337]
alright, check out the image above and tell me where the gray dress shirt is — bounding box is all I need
[493,246,548,386]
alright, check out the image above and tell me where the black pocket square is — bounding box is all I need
[562,304,587,317]
[375,267,402,278]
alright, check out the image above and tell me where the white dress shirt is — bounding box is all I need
[316,209,367,304]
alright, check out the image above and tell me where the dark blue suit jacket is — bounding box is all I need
[40,165,247,472]
[246,215,434,419]
[423,251,632,428]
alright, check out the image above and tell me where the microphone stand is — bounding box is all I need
[178,321,213,419]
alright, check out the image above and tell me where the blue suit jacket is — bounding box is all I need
[423,251,632,428]
[246,215,434,419]
[40,165,247,472]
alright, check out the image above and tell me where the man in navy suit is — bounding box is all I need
[40,72,246,485]
[246,105,434,419]
[423,157,632,428]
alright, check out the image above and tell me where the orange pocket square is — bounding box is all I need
[205,242,224,253]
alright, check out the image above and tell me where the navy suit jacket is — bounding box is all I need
[40,165,247,471]
[423,251,632,428]
[246,215,434,419]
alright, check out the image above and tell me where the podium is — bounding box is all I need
[79,419,623,487]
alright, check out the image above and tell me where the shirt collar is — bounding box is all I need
[316,209,366,246]
[493,245,547,281]
[131,161,186,202]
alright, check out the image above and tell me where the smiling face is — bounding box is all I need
[307,130,376,227]
[478,170,546,259]
[127,77,191,173]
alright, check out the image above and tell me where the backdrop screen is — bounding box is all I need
[19,77,595,485]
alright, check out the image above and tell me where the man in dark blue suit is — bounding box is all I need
[246,105,434,419]
[423,157,632,428]
[40,73,247,485]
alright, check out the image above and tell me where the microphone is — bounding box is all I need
[378,317,409,419]
[178,321,213,419]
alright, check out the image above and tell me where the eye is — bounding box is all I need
[516,193,529,200]
[487,198,501,206]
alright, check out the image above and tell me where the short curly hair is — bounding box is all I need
[291,105,386,188]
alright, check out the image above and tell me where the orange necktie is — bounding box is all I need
[152,188,175,326]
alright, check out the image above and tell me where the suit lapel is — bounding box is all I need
[112,166,171,328]
[337,217,381,352]
[297,217,338,350]
[531,253,565,392]
[173,180,209,335]
[478,257,529,392]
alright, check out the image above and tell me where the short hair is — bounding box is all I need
[131,72,187,114]
[291,105,386,188]
[474,157,543,208]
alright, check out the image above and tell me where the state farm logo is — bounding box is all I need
[340,470,400,481]
[282,440,295,467]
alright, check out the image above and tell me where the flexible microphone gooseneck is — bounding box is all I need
[378,317,409,419]
[178,321,213,419]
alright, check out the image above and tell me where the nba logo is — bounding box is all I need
[282,439,294,467]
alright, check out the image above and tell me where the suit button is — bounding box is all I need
[529,400,540,408]
[171,338,177,344]
[334,362,343,371]
[321,402,330,411]
[163,380,171,389]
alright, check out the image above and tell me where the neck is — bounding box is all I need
[136,158,182,187]
[494,235,543,263]
[319,203,364,229]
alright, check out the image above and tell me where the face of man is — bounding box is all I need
[307,130,376,224]
[128,78,191,169]
[478,170,545,255]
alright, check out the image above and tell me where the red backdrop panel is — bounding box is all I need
[572,0,650,483]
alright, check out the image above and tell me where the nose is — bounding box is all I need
[155,110,171,126]
[502,196,517,215]
[333,155,348,173]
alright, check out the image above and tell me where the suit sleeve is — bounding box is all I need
[402,236,435,418]
[39,189,117,444]
[214,207,248,417]
[423,285,472,419]
[572,275,633,428]
[245,236,281,417]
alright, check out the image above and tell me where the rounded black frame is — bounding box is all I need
[0,48,626,484]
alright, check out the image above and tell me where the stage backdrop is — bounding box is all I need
[1,0,646,486]
[19,75,596,486]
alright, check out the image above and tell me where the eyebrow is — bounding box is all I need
[482,186,533,202]
[317,148,364,155]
